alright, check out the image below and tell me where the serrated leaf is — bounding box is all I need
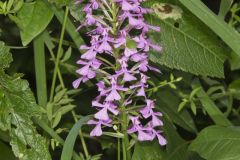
[16,0,53,46]
[0,42,13,70]
[0,44,51,160]
[144,1,227,78]
[189,126,240,160]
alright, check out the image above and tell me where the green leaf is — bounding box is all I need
[52,111,62,128]
[178,0,240,56]
[192,79,232,126]
[49,0,70,7]
[61,116,90,160]
[156,89,197,132]
[219,0,233,18]
[0,44,51,160]
[145,1,227,78]
[16,0,53,46]
[69,1,85,22]
[61,47,72,62]
[189,125,240,160]
[132,141,165,160]
[0,42,13,70]
[229,51,240,71]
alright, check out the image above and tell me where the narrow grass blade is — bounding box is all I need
[33,33,48,106]
[61,116,90,160]
[178,0,240,55]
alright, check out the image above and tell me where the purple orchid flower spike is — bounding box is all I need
[73,0,166,146]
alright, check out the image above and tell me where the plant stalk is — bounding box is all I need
[49,7,69,102]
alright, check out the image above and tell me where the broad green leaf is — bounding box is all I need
[61,116,90,160]
[178,0,240,56]
[17,0,53,46]
[192,79,232,126]
[145,1,227,78]
[189,125,240,160]
[0,44,51,160]
[132,141,165,160]
[156,89,197,132]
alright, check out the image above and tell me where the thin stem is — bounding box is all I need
[121,110,131,160]
[72,111,89,158]
[50,7,69,102]
[118,138,121,160]
[46,34,90,158]
[43,0,84,48]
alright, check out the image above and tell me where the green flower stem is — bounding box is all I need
[49,7,69,102]
[33,33,48,107]
[121,110,131,160]
[110,1,131,159]
[118,138,121,160]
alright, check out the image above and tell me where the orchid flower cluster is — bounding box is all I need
[73,0,167,146]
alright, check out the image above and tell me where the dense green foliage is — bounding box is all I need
[0,0,240,160]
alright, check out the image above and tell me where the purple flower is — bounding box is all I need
[92,101,119,120]
[73,0,166,146]
[127,116,154,141]
[88,119,112,136]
